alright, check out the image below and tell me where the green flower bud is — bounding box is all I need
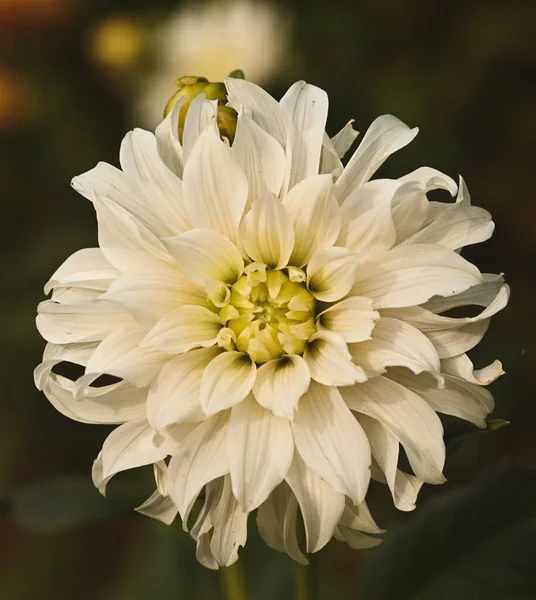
[164,74,238,144]
[202,82,228,102]
[217,104,238,144]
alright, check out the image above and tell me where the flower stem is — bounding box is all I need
[294,563,309,600]
[220,563,248,600]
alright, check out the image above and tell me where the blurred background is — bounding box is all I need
[0,0,535,598]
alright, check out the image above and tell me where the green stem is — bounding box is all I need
[294,563,309,600]
[220,562,248,600]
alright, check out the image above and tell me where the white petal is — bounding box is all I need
[72,160,130,201]
[341,376,445,484]
[41,372,146,425]
[383,282,509,359]
[165,228,244,286]
[419,320,491,360]
[120,128,191,234]
[200,352,257,416]
[389,368,494,429]
[285,452,345,552]
[349,317,440,377]
[336,528,382,550]
[100,417,172,481]
[34,341,96,390]
[282,174,341,268]
[227,396,294,511]
[232,108,286,206]
[209,475,249,567]
[165,418,215,449]
[206,280,232,308]
[78,328,168,390]
[421,273,505,313]
[338,499,384,534]
[239,192,294,268]
[292,382,371,504]
[441,353,504,386]
[350,243,483,309]
[196,535,218,570]
[403,177,494,249]
[392,167,457,243]
[382,284,509,359]
[335,115,418,202]
[331,120,359,159]
[182,94,218,163]
[399,167,457,196]
[307,246,360,302]
[320,132,343,177]
[102,265,209,327]
[50,287,101,304]
[404,204,494,250]
[253,355,311,420]
[317,296,379,343]
[153,460,169,496]
[280,81,329,187]
[256,483,308,564]
[155,98,184,177]
[167,412,229,518]
[337,179,398,260]
[147,347,221,430]
[91,452,112,495]
[72,161,167,237]
[189,477,222,539]
[93,193,171,272]
[45,248,119,294]
[36,298,135,344]
[304,331,367,386]
[135,491,178,525]
[226,77,289,149]
[193,484,223,570]
[183,127,248,243]
[256,485,287,553]
[454,175,473,207]
[358,413,423,511]
[142,305,221,354]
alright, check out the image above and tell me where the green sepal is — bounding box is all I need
[228,69,245,79]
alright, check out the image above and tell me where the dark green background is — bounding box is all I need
[0,0,534,598]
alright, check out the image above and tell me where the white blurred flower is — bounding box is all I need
[36,78,508,569]
[137,0,291,127]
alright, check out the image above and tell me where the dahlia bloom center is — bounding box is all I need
[222,266,316,363]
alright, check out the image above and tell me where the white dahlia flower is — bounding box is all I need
[35,78,508,569]
[137,0,291,127]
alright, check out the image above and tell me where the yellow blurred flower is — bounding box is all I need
[0,69,31,127]
[89,16,146,73]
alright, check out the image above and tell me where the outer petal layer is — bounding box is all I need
[342,376,445,484]
[227,396,294,511]
[335,115,418,202]
[350,244,483,309]
[292,382,371,505]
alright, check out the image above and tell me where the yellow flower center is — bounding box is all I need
[218,265,317,363]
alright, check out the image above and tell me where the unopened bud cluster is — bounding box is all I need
[164,73,241,143]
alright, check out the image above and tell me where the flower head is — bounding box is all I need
[36,77,508,568]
